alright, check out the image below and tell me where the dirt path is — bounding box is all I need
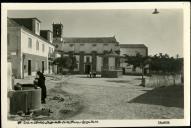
[12,75,184,120]
[51,75,184,119]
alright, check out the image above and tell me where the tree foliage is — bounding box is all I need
[125,53,183,75]
[150,53,183,74]
[53,55,77,73]
[125,53,148,70]
[125,53,150,79]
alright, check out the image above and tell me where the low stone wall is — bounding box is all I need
[145,75,182,87]
[101,70,123,78]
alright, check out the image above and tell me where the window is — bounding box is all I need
[36,22,40,33]
[92,44,97,47]
[42,44,45,52]
[49,47,51,53]
[104,43,108,46]
[49,33,52,42]
[36,40,39,50]
[28,38,32,48]
[86,56,90,63]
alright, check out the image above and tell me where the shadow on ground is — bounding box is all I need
[78,76,102,78]
[128,85,184,108]
[106,80,131,83]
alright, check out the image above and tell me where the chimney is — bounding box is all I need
[32,18,41,36]
[47,31,53,43]
[40,30,53,43]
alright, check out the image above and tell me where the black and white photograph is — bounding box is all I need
[1,2,190,127]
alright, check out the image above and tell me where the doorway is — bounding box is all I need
[85,64,91,74]
[122,68,125,75]
[28,60,31,75]
[42,61,44,73]
[48,62,50,74]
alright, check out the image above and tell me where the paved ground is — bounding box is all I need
[13,75,184,120]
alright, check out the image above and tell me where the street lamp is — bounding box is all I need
[152,8,160,14]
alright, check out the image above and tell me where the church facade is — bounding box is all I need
[52,23,121,74]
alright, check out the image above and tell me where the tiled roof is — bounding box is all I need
[7,18,21,27]
[11,17,41,23]
[120,44,147,48]
[63,37,118,44]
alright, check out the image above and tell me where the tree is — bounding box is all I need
[149,53,183,85]
[150,53,183,75]
[125,53,150,86]
[53,55,77,74]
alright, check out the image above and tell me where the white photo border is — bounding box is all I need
[1,2,190,127]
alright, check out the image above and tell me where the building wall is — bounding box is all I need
[20,28,54,76]
[96,56,102,72]
[108,57,115,70]
[23,53,47,77]
[74,55,80,71]
[8,26,55,78]
[63,43,118,53]
[7,27,22,78]
[120,47,147,57]
[21,29,54,58]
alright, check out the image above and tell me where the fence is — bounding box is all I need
[145,74,182,87]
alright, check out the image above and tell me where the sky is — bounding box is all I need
[8,9,183,57]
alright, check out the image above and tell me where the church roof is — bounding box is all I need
[120,44,147,48]
[63,37,118,44]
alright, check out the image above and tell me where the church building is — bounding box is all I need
[52,23,121,75]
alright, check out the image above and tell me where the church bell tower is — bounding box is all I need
[52,23,64,51]
[52,23,63,41]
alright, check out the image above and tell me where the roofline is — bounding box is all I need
[21,27,54,46]
[62,36,118,43]
[63,36,117,38]
[13,25,54,46]
[120,44,147,48]
[10,17,41,23]
[7,17,21,26]
[40,30,53,33]
[8,18,54,46]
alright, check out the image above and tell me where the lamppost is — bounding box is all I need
[152,8,160,14]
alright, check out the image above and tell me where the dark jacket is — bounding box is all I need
[37,73,47,99]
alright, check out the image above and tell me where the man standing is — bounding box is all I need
[36,71,47,104]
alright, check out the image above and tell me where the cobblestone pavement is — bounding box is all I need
[14,75,184,119]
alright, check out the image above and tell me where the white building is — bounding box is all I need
[119,44,148,74]
[120,44,148,57]
[7,18,55,78]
